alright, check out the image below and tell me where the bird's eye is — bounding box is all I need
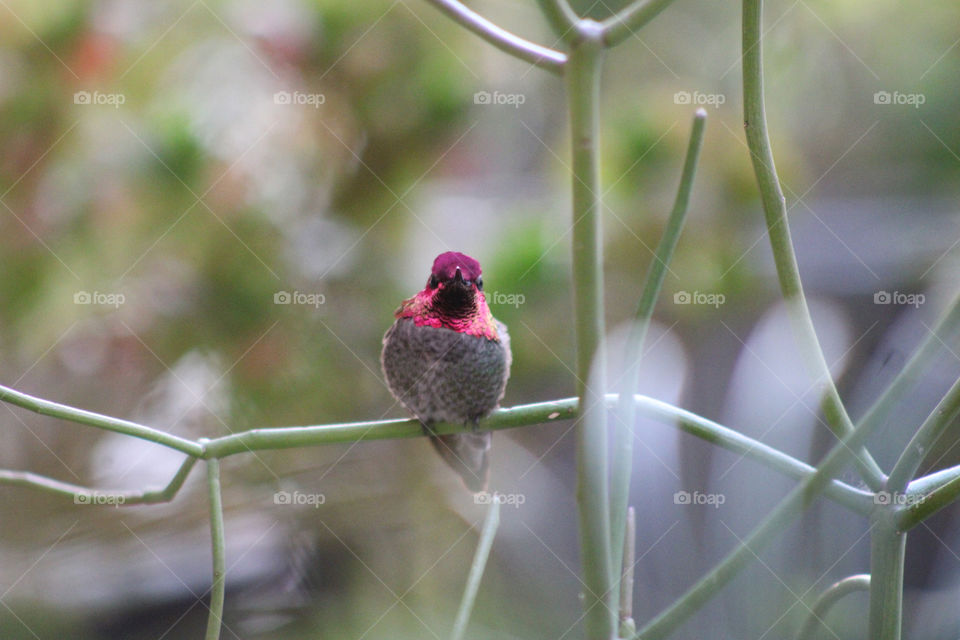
[428,275,439,289]
[475,276,483,291]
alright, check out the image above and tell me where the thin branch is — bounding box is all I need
[633,377,892,639]
[423,0,566,73]
[0,393,870,513]
[204,454,226,640]
[0,456,198,505]
[0,383,204,457]
[795,574,870,640]
[600,0,679,48]
[611,107,706,587]
[887,374,960,495]
[535,0,580,41]
[854,295,960,455]
[741,0,885,492]
[900,465,960,529]
[451,497,501,640]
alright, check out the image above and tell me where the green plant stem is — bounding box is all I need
[536,0,580,40]
[203,397,578,457]
[869,512,905,640]
[424,0,567,73]
[901,465,960,529]
[567,20,616,640]
[451,497,501,640]
[741,0,885,493]
[204,453,226,640]
[0,394,871,513]
[610,108,707,591]
[0,455,197,505]
[637,394,874,515]
[600,0,679,47]
[0,383,204,457]
[856,295,960,448]
[633,385,890,640]
[887,373,960,495]
[795,574,870,640]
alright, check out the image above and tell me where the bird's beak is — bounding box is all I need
[454,267,464,283]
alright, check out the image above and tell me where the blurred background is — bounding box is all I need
[0,0,959,638]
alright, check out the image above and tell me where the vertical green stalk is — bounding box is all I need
[869,512,905,640]
[741,0,885,492]
[610,109,706,594]
[567,18,616,640]
[205,455,226,640]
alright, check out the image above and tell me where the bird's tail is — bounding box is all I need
[428,432,490,493]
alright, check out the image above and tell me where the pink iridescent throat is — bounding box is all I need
[395,286,500,341]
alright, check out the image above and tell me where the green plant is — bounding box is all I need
[2,1,958,639]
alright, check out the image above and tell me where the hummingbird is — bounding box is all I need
[381,251,512,492]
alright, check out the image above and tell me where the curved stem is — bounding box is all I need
[611,108,707,586]
[600,0,679,48]
[0,455,197,505]
[795,574,870,640]
[204,455,226,640]
[633,384,890,639]
[888,373,960,495]
[423,0,566,73]
[451,497,501,640]
[900,465,960,529]
[741,0,884,492]
[0,383,204,457]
